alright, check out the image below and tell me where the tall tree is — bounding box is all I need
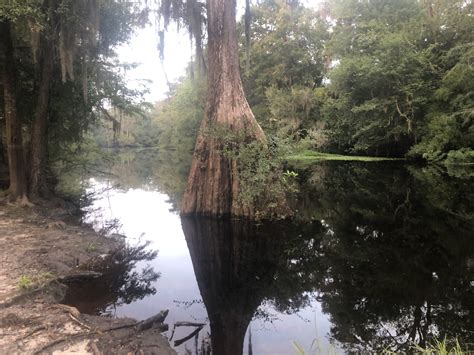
[29,0,105,198]
[1,1,154,201]
[408,0,474,162]
[181,0,266,217]
[0,20,28,201]
[28,0,57,198]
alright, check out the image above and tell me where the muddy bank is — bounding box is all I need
[0,202,175,354]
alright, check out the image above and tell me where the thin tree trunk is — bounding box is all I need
[181,0,265,217]
[29,0,56,198]
[0,21,28,201]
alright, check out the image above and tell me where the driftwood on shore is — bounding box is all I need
[31,308,171,354]
[137,309,169,331]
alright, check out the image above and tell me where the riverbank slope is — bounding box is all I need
[0,201,175,354]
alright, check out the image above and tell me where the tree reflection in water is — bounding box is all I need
[296,162,474,352]
[63,242,160,315]
[85,149,473,352]
[181,162,474,354]
[182,216,287,355]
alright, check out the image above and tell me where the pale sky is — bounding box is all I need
[116,25,192,103]
[117,0,319,103]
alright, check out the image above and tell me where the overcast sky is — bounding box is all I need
[117,0,319,103]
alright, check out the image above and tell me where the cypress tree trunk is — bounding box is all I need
[29,17,55,198]
[0,21,28,201]
[181,0,266,217]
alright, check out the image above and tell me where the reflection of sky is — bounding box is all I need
[85,178,340,354]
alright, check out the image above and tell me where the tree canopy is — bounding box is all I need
[0,0,149,200]
[1,0,472,205]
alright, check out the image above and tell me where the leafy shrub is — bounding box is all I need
[219,132,298,219]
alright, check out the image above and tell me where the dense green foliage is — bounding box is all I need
[323,0,473,160]
[2,0,472,201]
[241,0,328,141]
[0,0,148,198]
[129,0,472,164]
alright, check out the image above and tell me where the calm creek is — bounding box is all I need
[67,149,473,354]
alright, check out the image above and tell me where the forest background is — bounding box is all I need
[0,0,472,202]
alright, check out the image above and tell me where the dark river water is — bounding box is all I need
[70,149,473,354]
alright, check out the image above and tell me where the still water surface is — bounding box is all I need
[74,149,473,354]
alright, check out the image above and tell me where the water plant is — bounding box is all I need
[412,338,467,355]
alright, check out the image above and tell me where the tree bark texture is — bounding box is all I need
[29,2,56,198]
[181,0,266,217]
[0,21,28,200]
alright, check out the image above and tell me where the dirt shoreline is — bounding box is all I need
[0,202,176,354]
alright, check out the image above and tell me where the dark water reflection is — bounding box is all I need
[80,149,473,353]
[181,217,325,354]
[294,162,474,352]
[63,243,159,315]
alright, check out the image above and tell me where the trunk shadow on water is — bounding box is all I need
[181,216,290,355]
[73,152,474,353]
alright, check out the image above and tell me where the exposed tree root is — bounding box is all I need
[19,194,35,207]
[17,326,47,341]
[68,314,91,330]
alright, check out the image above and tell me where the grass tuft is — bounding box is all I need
[412,338,467,355]
[17,272,55,290]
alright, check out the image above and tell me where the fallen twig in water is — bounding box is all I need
[169,321,206,341]
[175,321,206,327]
[174,326,204,347]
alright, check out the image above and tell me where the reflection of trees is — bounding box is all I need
[181,162,473,353]
[182,217,281,355]
[295,162,474,352]
[63,242,160,315]
[88,151,473,352]
[103,148,191,211]
[181,216,324,354]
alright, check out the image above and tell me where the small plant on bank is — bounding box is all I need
[86,242,98,252]
[17,275,33,290]
[17,272,55,290]
[294,338,469,355]
[292,339,338,355]
[284,170,299,178]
